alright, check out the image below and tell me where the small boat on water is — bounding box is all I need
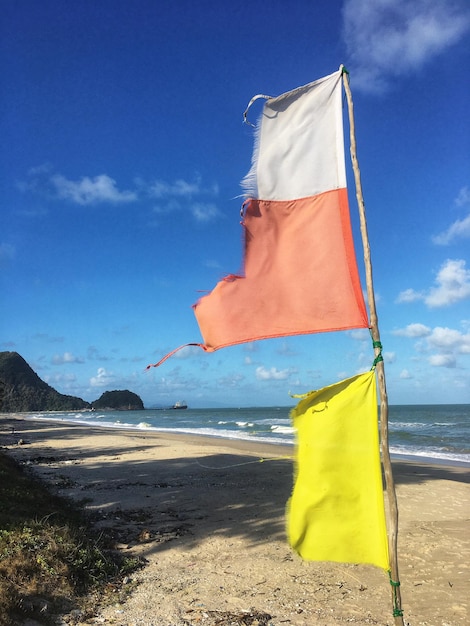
[171,401,187,410]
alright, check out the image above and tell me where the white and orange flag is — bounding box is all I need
[148,68,369,367]
[193,68,368,353]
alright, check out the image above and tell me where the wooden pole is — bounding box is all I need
[342,69,404,626]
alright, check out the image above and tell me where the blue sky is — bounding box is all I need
[1,0,469,408]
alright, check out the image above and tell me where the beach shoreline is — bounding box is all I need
[4,411,470,469]
[1,415,469,625]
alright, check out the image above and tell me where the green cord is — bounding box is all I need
[372,353,384,366]
[388,571,404,618]
[371,339,384,368]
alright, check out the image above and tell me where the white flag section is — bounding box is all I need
[242,69,346,200]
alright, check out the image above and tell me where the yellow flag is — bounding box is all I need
[287,370,389,570]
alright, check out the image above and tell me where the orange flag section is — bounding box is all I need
[193,188,368,352]
[287,370,389,570]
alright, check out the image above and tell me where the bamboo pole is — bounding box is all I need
[342,69,404,626]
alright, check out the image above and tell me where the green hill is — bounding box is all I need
[0,351,90,412]
[92,390,144,411]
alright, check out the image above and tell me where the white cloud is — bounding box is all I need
[152,199,221,222]
[395,323,470,368]
[429,353,457,368]
[148,178,219,199]
[393,323,431,338]
[398,259,470,308]
[191,202,221,222]
[148,177,220,222]
[204,259,223,270]
[433,214,470,245]
[433,187,470,245]
[342,0,470,93]
[22,167,221,223]
[44,373,77,384]
[384,351,396,363]
[455,186,470,207]
[255,366,291,381]
[396,288,424,304]
[399,369,412,379]
[427,326,470,353]
[51,174,137,205]
[149,179,202,198]
[172,345,201,359]
[276,341,298,357]
[425,259,470,307]
[217,373,245,388]
[349,328,370,341]
[52,352,84,365]
[89,367,117,387]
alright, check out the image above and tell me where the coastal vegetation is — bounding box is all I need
[0,450,142,625]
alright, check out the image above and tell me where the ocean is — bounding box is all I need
[24,404,469,466]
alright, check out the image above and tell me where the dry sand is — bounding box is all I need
[1,416,469,626]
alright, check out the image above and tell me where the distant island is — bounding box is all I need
[92,390,144,411]
[0,351,144,413]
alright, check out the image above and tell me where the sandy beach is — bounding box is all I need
[1,416,469,626]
